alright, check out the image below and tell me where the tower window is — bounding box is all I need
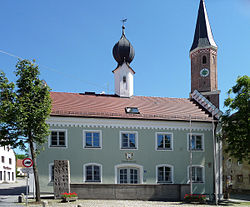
[213,56,215,64]
[202,56,207,64]
[123,76,126,83]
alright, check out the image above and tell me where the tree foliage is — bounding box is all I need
[0,59,52,201]
[16,154,28,160]
[221,75,250,162]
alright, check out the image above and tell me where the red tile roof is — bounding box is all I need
[17,159,24,168]
[50,92,212,122]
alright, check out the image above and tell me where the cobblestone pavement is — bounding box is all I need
[17,199,250,207]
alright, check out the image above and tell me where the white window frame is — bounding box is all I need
[83,130,102,149]
[155,132,173,151]
[119,131,138,150]
[156,164,174,184]
[115,163,143,184]
[187,165,205,184]
[49,163,54,182]
[83,163,102,183]
[48,129,68,148]
[187,133,204,152]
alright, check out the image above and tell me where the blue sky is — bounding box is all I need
[0,0,249,154]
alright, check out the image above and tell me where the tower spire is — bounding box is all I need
[189,0,220,108]
[190,0,217,52]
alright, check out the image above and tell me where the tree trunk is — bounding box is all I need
[29,140,41,202]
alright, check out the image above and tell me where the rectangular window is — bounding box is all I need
[0,171,2,181]
[49,130,66,147]
[1,156,4,163]
[156,133,173,150]
[84,131,101,148]
[85,165,101,182]
[237,175,243,183]
[8,172,10,181]
[157,166,173,183]
[119,168,138,184]
[189,166,204,183]
[9,158,12,165]
[188,134,204,151]
[119,169,128,184]
[120,132,137,149]
[12,172,14,181]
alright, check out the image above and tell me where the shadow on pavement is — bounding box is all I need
[218,200,241,206]
[0,186,26,195]
[230,193,250,201]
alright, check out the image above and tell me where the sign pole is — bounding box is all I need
[22,158,33,206]
[26,172,29,206]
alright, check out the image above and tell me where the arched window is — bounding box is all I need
[49,163,54,182]
[156,164,174,183]
[202,56,207,64]
[188,165,204,183]
[83,163,102,183]
[115,164,143,184]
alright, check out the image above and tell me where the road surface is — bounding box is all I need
[0,177,26,206]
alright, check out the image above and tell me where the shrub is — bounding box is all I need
[61,192,78,198]
[184,194,206,203]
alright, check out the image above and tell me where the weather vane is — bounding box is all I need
[121,18,127,27]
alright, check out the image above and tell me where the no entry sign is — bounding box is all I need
[22,158,33,168]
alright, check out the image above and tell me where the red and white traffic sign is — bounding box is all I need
[22,158,33,168]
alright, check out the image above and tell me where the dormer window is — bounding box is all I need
[125,107,139,114]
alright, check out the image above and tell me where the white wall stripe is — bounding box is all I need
[47,117,213,131]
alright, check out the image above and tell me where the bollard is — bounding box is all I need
[18,195,23,203]
[42,200,48,207]
[21,193,25,200]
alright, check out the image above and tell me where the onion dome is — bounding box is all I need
[113,26,135,65]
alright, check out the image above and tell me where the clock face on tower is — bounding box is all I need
[200,68,209,77]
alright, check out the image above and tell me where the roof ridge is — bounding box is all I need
[133,95,189,100]
[50,91,189,100]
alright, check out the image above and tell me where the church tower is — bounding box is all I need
[190,0,220,108]
[112,25,135,97]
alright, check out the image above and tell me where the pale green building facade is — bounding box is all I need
[37,117,216,195]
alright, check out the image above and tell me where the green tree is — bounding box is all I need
[0,59,51,201]
[16,154,28,160]
[222,75,250,163]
